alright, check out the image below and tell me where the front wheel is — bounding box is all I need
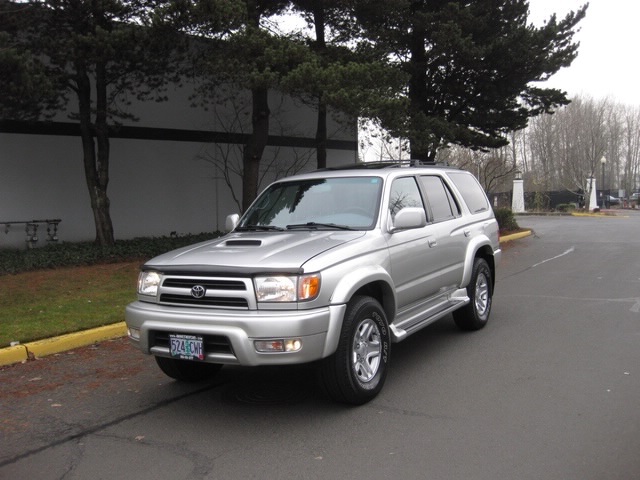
[453,257,493,331]
[155,356,223,382]
[318,296,390,405]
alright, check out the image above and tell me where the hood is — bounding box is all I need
[145,230,366,272]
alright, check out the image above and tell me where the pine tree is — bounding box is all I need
[354,0,587,161]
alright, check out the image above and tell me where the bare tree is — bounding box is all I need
[525,96,611,210]
[358,119,409,162]
[439,144,516,194]
[434,95,637,212]
[621,106,640,199]
[528,111,558,192]
[197,88,314,212]
[606,103,624,194]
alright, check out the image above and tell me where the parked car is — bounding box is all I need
[125,162,501,404]
[630,192,640,201]
[606,195,620,206]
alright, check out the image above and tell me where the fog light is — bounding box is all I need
[284,339,302,352]
[254,338,302,353]
[128,327,140,341]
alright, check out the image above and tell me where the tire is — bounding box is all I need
[155,356,223,382]
[318,296,390,405]
[453,257,493,331]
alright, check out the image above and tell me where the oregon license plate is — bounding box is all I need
[169,334,204,361]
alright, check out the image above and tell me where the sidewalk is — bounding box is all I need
[0,230,533,367]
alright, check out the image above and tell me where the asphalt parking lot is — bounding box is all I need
[1,212,640,479]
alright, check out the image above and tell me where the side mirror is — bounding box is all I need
[391,207,426,232]
[225,214,240,232]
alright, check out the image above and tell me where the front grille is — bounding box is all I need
[158,275,252,309]
[159,293,248,308]
[151,331,233,355]
[162,278,246,290]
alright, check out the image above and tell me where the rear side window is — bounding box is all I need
[447,172,489,214]
[420,175,459,222]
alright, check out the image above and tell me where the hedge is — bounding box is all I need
[0,232,221,276]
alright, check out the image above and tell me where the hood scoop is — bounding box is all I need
[225,239,262,247]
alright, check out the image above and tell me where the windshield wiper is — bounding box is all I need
[286,222,354,231]
[236,225,285,232]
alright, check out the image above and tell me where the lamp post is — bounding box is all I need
[600,156,607,208]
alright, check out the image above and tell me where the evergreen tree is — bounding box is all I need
[185,0,305,210]
[0,0,188,245]
[285,0,407,165]
[354,0,587,161]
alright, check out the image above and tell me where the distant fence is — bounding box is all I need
[490,191,584,211]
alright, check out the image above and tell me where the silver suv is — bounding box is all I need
[125,162,501,404]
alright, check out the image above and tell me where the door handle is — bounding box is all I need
[428,238,437,247]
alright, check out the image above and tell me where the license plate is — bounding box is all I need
[169,334,204,361]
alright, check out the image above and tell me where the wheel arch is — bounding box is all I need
[461,237,497,290]
[330,266,396,322]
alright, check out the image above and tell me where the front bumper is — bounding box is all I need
[125,301,346,366]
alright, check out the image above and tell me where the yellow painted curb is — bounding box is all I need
[0,344,30,366]
[571,212,626,218]
[500,230,532,243]
[572,212,598,217]
[0,322,127,367]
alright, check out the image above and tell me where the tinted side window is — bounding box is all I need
[447,172,489,214]
[420,175,458,222]
[389,177,424,219]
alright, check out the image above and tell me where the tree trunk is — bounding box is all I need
[407,22,437,163]
[313,0,327,169]
[75,62,115,246]
[316,100,327,169]
[242,86,270,211]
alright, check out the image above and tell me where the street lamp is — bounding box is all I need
[600,156,607,208]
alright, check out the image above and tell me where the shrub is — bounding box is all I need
[555,203,576,213]
[0,232,222,276]
[493,208,519,232]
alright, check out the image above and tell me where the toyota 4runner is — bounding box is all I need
[125,162,501,404]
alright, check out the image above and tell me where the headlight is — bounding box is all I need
[254,274,320,302]
[138,271,161,296]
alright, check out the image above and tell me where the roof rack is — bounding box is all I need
[319,159,443,171]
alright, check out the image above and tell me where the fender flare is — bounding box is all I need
[330,264,396,308]
[321,265,396,357]
[461,235,495,288]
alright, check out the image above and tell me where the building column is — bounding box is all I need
[511,171,525,213]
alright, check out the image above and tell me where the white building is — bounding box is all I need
[0,83,357,249]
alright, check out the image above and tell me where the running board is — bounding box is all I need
[390,288,469,342]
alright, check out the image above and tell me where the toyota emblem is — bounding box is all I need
[191,285,206,299]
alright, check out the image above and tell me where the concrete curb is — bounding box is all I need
[499,230,533,242]
[0,230,535,368]
[0,322,127,367]
[570,212,626,218]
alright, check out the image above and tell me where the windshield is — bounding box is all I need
[239,176,383,230]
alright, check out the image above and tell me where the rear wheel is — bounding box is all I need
[155,356,222,382]
[318,296,390,405]
[453,257,493,331]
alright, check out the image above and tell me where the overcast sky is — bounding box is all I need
[528,0,640,106]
